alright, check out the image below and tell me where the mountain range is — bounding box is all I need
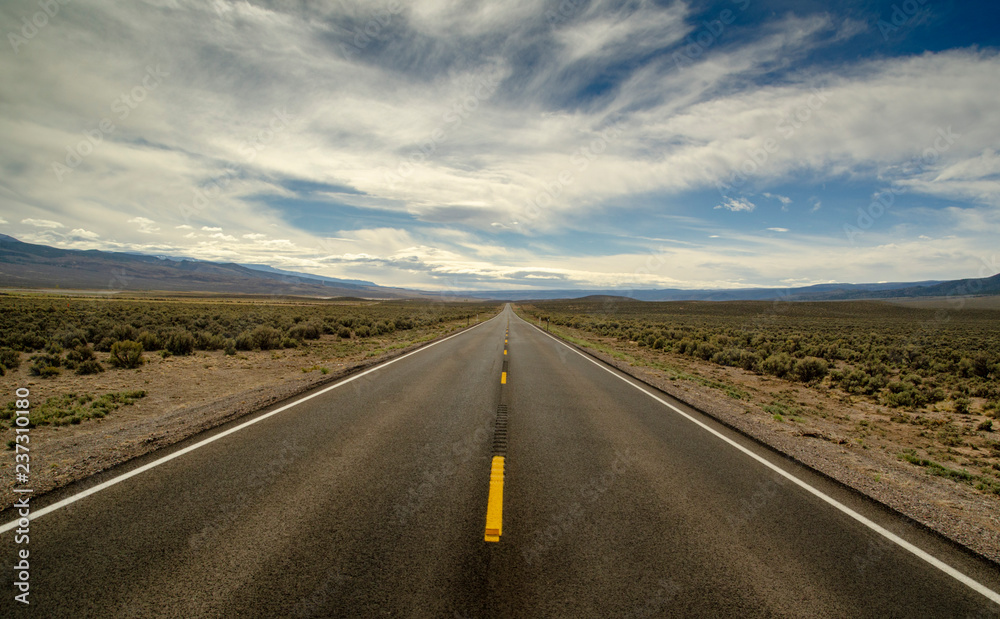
[1,234,998,302]
[0,234,411,298]
[456,277,1000,301]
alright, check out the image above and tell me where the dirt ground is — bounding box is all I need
[0,320,473,512]
[531,319,1000,564]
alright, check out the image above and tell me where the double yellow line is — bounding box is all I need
[485,323,510,542]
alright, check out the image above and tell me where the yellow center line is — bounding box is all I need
[484,456,505,542]
[488,321,509,542]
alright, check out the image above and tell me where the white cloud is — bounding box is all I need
[70,228,100,239]
[555,0,688,65]
[715,197,756,212]
[767,227,789,232]
[202,226,223,232]
[21,218,64,229]
[895,149,1000,206]
[128,217,160,234]
[763,192,792,206]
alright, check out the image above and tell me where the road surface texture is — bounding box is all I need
[3,305,999,617]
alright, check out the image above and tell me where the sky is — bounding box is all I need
[1,0,999,291]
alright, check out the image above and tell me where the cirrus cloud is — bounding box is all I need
[0,0,997,290]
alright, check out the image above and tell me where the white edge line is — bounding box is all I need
[0,314,500,534]
[526,317,1000,607]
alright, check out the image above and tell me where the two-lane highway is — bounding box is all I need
[3,304,999,617]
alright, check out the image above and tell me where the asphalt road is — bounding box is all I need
[2,304,1000,617]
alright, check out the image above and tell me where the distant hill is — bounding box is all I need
[456,275,1000,302]
[2,234,996,302]
[807,274,1000,300]
[0,235,411,298]
[571,294,638,303]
